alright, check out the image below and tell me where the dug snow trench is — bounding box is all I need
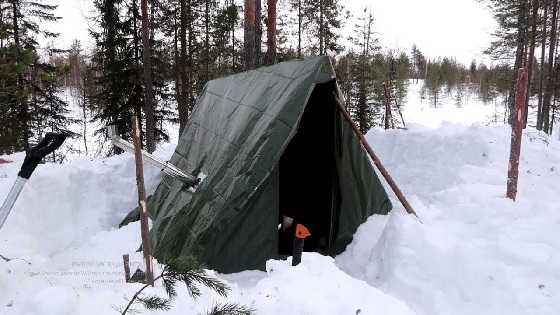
[1,124,559,315]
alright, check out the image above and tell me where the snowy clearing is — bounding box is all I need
[1,93,559,314]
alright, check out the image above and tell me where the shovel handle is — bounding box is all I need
[17,133,67,179]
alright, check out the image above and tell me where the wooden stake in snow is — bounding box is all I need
[507,67,528,201]
[131,116,154,286]
[333,95,418,218]
[123,254,131,283]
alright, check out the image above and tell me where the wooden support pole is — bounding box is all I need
[123,254,131,283]
[333,95,418,218]
[131,116,154,286]
[507,67,528,201]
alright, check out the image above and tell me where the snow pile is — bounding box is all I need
[226,254,415,315]
[0,143,416,314]
[338,124,560,315]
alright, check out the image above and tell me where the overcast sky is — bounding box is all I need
[47,0,496,66]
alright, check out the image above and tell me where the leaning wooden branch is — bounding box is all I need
[333,95,419,219]
[131,116,154,285]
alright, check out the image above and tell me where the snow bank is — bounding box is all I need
[0,143,416,314]
[0,146,174,258]
[233,254,415,315]
[337,124,560,315]
[2,105,559,314]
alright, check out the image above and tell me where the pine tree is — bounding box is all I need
[484,0,530,124]
[343,8,380,133]
[0,0,69,154]
[425,60,444,107]
[302,0,346,55]
[411,44,426,82]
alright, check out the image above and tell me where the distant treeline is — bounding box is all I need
[2,0,547,158]
[482,0,560,133]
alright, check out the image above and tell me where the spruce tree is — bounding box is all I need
[411,44,426,82]
[90,0,142,150]
[0,0,69,154]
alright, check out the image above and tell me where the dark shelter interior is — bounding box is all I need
[278,82,341,257]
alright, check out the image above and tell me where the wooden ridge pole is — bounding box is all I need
[131,116,154,286]
[506,67,528,201]
[333,95,418,218]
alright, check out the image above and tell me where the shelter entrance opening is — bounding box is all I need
[278,83,340,257]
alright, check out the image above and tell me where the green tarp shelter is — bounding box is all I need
[121,56,392,273]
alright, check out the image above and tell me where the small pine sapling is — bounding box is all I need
[117,256,253,315]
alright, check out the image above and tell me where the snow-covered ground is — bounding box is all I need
[402,80,508,128]
[1,85,559,314]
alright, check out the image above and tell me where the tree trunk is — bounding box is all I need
[131,116,154,286]
[266,0,277,65]
[140,0,155,152]
[538,3,548,130]
[0,5,4,49]
[173,10,180,109]
[11,0,28,150]
[255,0,262,66]
[383,82,394,130]
[82,75,88,155]
[550,102,556,133]
[205,0,210,82]
[319,0,324,55]
[178,0,189,134]
[297,0,301,58]
[231,0,236,71]
[525,0,539,128]
[543,0,558,133]
[132,0,144,146]
[244,0,256,70]
[187,0,194,113]
[507,67,528,201]
[508,0,528,125]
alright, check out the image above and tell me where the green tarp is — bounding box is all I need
[121,56,392,273]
